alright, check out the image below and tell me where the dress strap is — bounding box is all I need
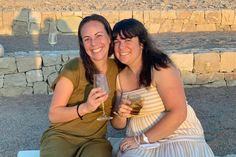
[116,74,123,92]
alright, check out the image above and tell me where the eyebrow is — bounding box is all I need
[82,31,104,39]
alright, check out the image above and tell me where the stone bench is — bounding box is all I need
[17,137,123,157]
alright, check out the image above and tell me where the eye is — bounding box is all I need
[96,33,104,38]
[125,38,131,42]
[83,37,90,43]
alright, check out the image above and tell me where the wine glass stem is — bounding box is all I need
[102,102,106,116]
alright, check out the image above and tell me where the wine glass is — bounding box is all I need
[94,74,113,121]
[48,32,57,47]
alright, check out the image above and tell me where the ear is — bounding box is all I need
[140,43,143,49]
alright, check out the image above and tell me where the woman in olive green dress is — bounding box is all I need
[40,14,118,157]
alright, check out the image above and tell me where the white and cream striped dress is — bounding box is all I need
[117,86,214,157]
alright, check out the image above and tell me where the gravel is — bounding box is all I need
[0,0,236,11]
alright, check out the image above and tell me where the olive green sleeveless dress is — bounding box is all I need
[40,58,118,157]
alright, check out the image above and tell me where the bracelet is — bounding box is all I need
[76,104,83,120]
[134,135,140,145]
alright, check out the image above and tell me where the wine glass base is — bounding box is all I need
[97,116,113,121]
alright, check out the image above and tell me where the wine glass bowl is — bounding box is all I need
[93,74,109,93]
[93,74,112,121]
[48,32,57,47]
[125,95,143,115]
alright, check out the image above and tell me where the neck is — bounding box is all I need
[95,59,108,74]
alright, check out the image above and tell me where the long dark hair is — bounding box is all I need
[112,18,173,87]
[78,14,113,84]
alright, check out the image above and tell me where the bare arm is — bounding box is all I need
[111,76,132,129]
[144,66,187,143]
[48,76,108,123]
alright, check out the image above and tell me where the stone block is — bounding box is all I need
[14,9,30,22]
[82,11,100,18]
[29,23,40,35]
[119,10,132,20]
[42,66,57,81]
[40,12,56,34]
[202,80,226,87]
[132,10,143,23]
[56,64,63,72]
[0,75,3,88]
[100,11,119,25]
[3,11,14,27]
[42,54,62,66]
[62,55,70,63]
[216,24,231,31]
[0,86,33,96]
[222,9,235,25]
[159,19,173,33]
[47,72,58,86]
[143,10,150,25]
[74,11,82,17]
[196,73,224,85]
[176,10,192,19]
[196,24,216,32]
[29,11,41,23]
[170,53,193,72]
[148,23,160,34]
[26,70,43,83]
[224,72,236,80]
[205,10,221,24]
[190,10,205,25]
[0,57,17,75]
[161,10,177,19]
[61,11,74,16]
[0,26,13,35]
[181,71,196,85]
[12,21,28,35]
[0,10,2,28]
[4,73,27,87]
[16,55,42,72]
[172,20,183,32]
[149,10,161,23]
[33,81,48,94]
[182,23,196,32]
[220,52,236,72]
[57,16,82,33]
[226,80,236,86]
[194,52,220,74]
[231,24,236,31]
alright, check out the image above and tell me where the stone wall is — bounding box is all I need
[0,49,236,96]
[1,9,236,35]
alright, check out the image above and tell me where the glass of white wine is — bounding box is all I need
[94,74,113,121]
[48,32,57,47]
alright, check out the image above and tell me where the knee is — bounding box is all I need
[80,141,112,157]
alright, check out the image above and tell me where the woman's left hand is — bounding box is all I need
[119,136,139,152]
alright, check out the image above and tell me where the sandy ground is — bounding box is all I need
[0,0,236,11]
[0,87,236,157]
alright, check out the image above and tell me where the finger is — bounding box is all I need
[92,91,107,100]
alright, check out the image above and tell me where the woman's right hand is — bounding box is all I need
[83,87,108,113]
[115,98,133,118]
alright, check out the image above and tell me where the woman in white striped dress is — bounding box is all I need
[111,18,214,157]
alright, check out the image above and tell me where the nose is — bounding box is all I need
[90,38,97,46]
[119,41,126,50]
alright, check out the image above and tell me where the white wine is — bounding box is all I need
[48,32,57,46]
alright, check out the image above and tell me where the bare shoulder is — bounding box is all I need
[152,65,182,87]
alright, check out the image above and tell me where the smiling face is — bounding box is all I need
[114,33,143,66]
[80,20,111,62]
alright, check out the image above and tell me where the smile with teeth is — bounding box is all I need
[120,52,129,56]
[92,48,102,53]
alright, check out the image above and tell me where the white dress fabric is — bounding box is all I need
[117,86,214,157]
